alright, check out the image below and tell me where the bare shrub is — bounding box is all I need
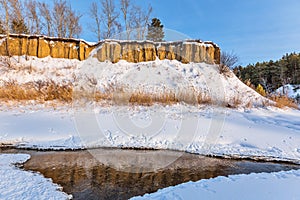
[269,95,298,109]
[245,101,252,108]
[220,51,239,69]
[197,92,212,104]
[226,96,242,108]
[219,64,231,74]
[0,56,14,70]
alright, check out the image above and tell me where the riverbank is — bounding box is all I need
[0,103,299,163]
[1,149,300,200]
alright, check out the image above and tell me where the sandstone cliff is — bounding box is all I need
[0,34,220,64]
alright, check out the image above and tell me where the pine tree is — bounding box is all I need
[11,19,29,34]
[146,18,164,42]
[233,52,300,93]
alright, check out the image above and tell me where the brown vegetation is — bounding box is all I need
[269,95,298,109]
[0,80,72,102]
[0,80,216,106]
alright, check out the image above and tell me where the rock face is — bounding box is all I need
[94,40,220,64]
[0,34,220,64]
[0,34,93,60]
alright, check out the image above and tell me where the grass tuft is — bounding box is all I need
[269,95,298,109]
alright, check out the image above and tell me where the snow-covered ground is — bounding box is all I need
[0,154,71,200]
[0,104,299,163]
[1,55,291,162]
[1,55,300,199]
[276,84,300,101]
[131,169,300,200]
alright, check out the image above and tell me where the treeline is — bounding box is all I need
[0,0,153,40]
[233,52,300,92]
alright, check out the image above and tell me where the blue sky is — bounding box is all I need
[71,0,300,65]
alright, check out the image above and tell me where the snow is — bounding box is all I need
[1,55,268,107]
[0,55,300,198]
[0,33,94,46]
[0,56,80,85]
[131,169,300,200]
[0,104,299,163]
[77,56,268,107]
[0,154,71,200]
[0,55,298,161]
[276,84,300,100]
[0,104,82,149]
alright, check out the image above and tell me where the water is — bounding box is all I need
[2,148,300,200]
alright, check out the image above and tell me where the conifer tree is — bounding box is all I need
[234,52,300,92]
[146,18,164,42]
[11,19,29,34]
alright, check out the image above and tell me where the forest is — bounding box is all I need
[233,53,300,94]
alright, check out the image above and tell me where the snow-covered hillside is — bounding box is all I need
[276,84,300,102]
[0,55,268,107]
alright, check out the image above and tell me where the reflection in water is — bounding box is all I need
[11,149,300,200]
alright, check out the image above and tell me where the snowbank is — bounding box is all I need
[0,154,71,200]
[131,169,300,200]
[276,84,300,100]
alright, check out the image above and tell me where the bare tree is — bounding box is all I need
[90,2,102,41]
[25,0,41,34]
[52,0,68,38]
[0,0,10,55]
[38,2,53,36]
[0,20,5,34]
[101,0,119,39]
[8,0,22,22]
[38,0,82,38]
[66,6,82,38]
[130,4,152,40]
[220,51,239,69]
[260,77,272,94]
[141,5,152,39]
[0,0,9,33]
[120,0,131,39]
[8,0,29,34]
[129,6,142,40]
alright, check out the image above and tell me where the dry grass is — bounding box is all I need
[3,80,298,110]
[129,92,154,105]
[5,76,297,110]
[197,92,212,104]
[0,81,222,106]
[0,80,73,102]
[269,95,299,109]
[107,91,179,106]
[218,64,233,77]
[226,96,242,108]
